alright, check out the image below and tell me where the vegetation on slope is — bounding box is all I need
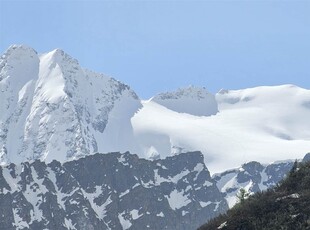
[198,161,310,230]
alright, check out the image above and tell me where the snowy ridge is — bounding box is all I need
[0,151,227,230]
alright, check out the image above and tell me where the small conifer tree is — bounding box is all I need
[236,188,249,204]
[289,160,298,175]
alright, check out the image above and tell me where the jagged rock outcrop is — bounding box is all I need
[213,160,295,207]
[0,151,227,230]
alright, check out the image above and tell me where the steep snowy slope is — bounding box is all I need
[0,45,141,165]
[0,45,39,164]
[132,85,310,173]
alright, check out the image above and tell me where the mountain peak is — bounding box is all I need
[42,48,79,67]
[0,45,142,164]
[0,44,39,84]
[1,44,38,66]
[150,86,218,116]
[49,48,66,59]
[153,85,211,100]
[4,44,37,55]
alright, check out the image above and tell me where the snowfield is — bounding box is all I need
[132,85,310,173]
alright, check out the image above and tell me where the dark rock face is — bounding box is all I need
[1,150,302,229]
[0,151,227,230]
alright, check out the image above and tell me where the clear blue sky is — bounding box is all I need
[0,0,309,99]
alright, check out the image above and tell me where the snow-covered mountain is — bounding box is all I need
[1,45,310,174]
[0,45,141,165]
